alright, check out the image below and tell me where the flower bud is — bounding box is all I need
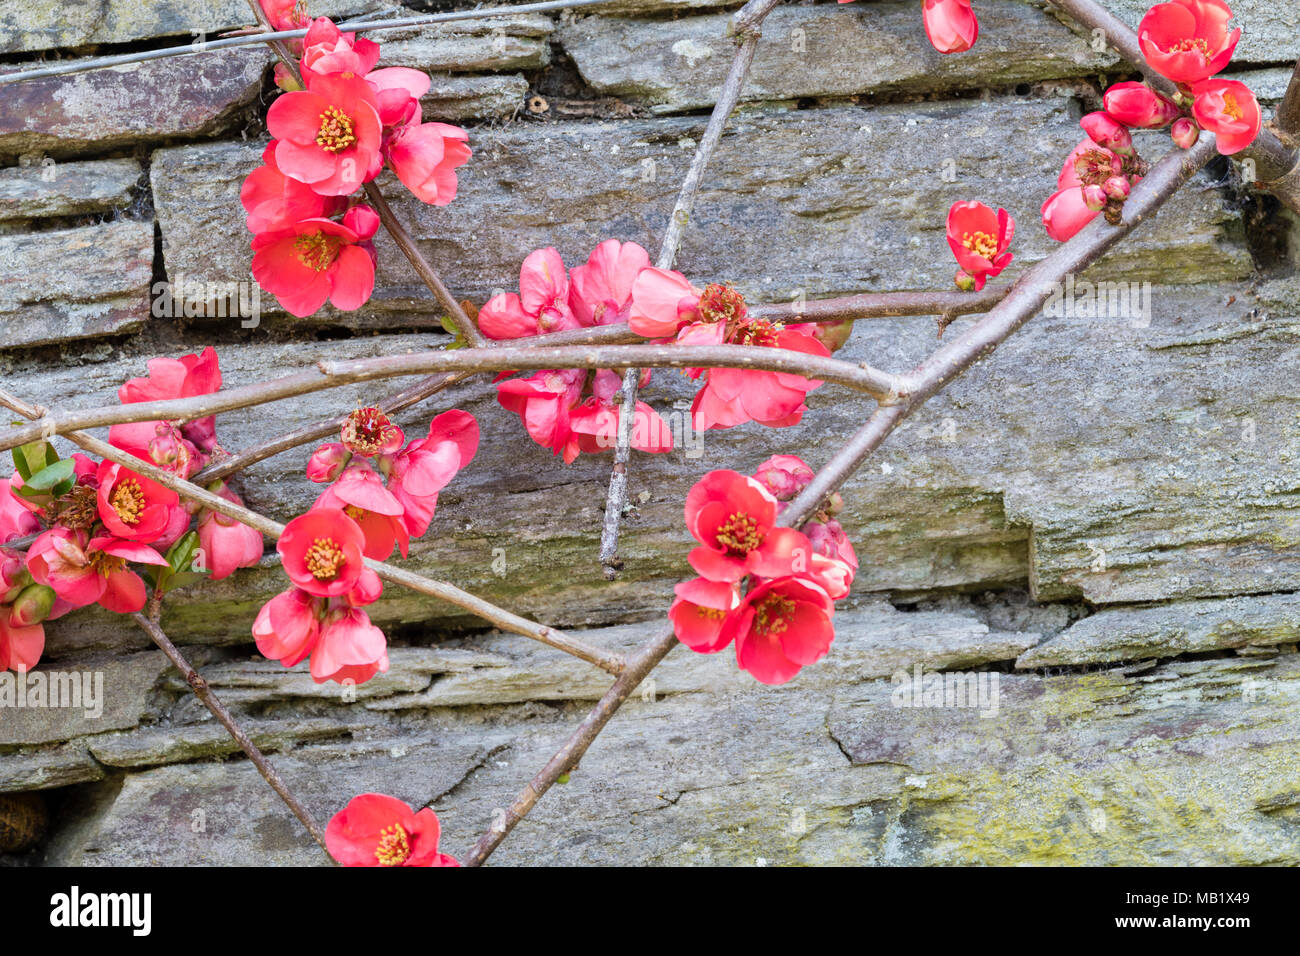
[1080,112,1134,155]
[307,442,351,483]
[1103,176,1131,200]
[1102,82,1182,129]
[1082,184,1108,212]
[1171,117,1200,150]
[8,583,55,627]
[273,62,303,92]
[954,270,977,292]
[808,319,854,353]
[753,455,815,502]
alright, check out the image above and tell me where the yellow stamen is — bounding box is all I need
[1221,91,1244,121]
[754,593,797,636]
[315,105,356,153]
[374,823,411,866]
[294,232,340,272]
[304,537,346,580]
[110,478,146,526]
[1167,37,1212,57]
[715,512,764,556]
[962,230,999,260]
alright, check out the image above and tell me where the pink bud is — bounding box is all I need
[1080,112,1134,156]
[8,583,55,627]
[307,443,351,483]
[753,455,815,502]
[808,319,854,353]
[1102,82,1182,129]
[1082,184,1108,212]
[954,270,977,292]
[1102,176,1131,200]
[1171,118,1200,150]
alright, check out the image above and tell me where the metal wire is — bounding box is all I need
[0,0,619,85]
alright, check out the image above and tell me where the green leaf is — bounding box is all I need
[12,441,58,481]
[23,458,75,491]
[164,530,201,575]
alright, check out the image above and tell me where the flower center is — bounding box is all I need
[715,511,764,556]
[374,823,411,866]
[341,406,396,456]
[110,478,146,526]
[1221,91,1244,121]
[316,105,356,153]
[51,484,99,532]
[1167,37,1211,58]
[753,593,797,637]
[962,230,999,260]
[726,317,782,348]
[304,536,346,580]
[696,605,727,621]
[697,283,749,326]
[294,232,341,272]
[88,550,126,577]
[344,504,366,521]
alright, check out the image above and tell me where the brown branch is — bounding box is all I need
[0,344,906,451]
[463,135,1220,866]
[1279,59,1300,140]
[599,0,784,579]
[131,610,330,854]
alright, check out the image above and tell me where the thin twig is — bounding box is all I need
[0,344,907,451]
[463,135,1220,866]
[131,611,330,853]
[598,0,784,580]
[1277,59,1300,141]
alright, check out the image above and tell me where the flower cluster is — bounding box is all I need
[480,241,675,463]
[325,793,458,867]
[668,457,857,685]
[946,201,1015,291]
[3,349,263,674]
[253,405,477,684]
[242,12,472,316]
[838,0,979,55]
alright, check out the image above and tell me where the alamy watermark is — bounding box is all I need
[151,274,261,328]
[1038,275,1153,328]
[891,663,1000,717]
[0,669,104,719]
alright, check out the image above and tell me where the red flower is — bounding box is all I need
[253,588,320,668]
[95,454,182,544]
[478,248,579,339]
[310,606,389,685]
[567,369,673,457]
[387,410,479,538]
[277,508,368,597]
[946,201,1014,291]
[0,617,44,673]
[312,464,409,561]
[118,347,223,454]
[496,369,586,463]
[340,406,405,458]
[669,577,739,653]
[267,71,383,196]
[1138,0,1239,85]
[628,267,704,338]
[26,529,166,616]
[325,793,458,867]
[691,324,828,431]
[251,205,380,316]
[922,0,979,55]
[1192,78,1261,155]
[1102,82,1182,129]
[1041,186,1098,242]
[1080,111,1133,156]
[300,17,380,82]
[684,470,814,583]
[260,0,309,33]
[241,141,343,234]
[385,121,472,207]
[568,239,652,327]
[196,483,264,581]
[724,576,836,685]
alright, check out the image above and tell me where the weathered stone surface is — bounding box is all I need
[149,97,1251,331]
[561,2,1119,114]
[0,0,386,53]
[0,652,170,746]
[0,220,153,349]
[0,743,104,793]
[1017,593,1300,668]
[422,74,529,123]
[380,14,554,73]
[1103,0,1299,66]
[0,159,140,222]
[39,651,1300,865]
[0,48,266,158]
[86,718,357,768]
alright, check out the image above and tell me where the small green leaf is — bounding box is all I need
[23,458,75,491]
[164,530,201,575]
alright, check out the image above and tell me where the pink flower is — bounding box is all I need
[567,370,673,457]
[1080,111,1134,155]
[299,17,380,82]
[267,71,383,195]
[0,617,44,673]
[478,248,579,339]
[1171,116,1201,149]
[1138,0,1240,85]
[196,483,264,581]
[0,478,40,541]
[95,454,183,544]
[367,67,433,128]
[306,442,351,483]
[922,0,979,55]
[107,421,202,479]
[118,347,222,453]
[691,324,828,431]
[724,576,836,685]
[253,587,320,668]
[946,201,1014,291]
[752,455,815,501]
[241,140,344,234]
[260,0,309,33]
[1192,78,1261,155]
[277,508,368,598]
[684,470,814,583]
[310,606,389,685]
[496,369,586,464]
[668,577,739,653]
[1102,82,1182,129]
[251,205,380,317]
[384,121,472,206]
[26,529,166,615]
[312,463,409,560]
[1041,186,1099,242]
[628,268,707,338]
[568,239,652,327]
[325,793,458,867]
[340,406,405,458]
[387,410,479,538]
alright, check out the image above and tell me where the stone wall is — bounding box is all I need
[2,1,1299,865]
